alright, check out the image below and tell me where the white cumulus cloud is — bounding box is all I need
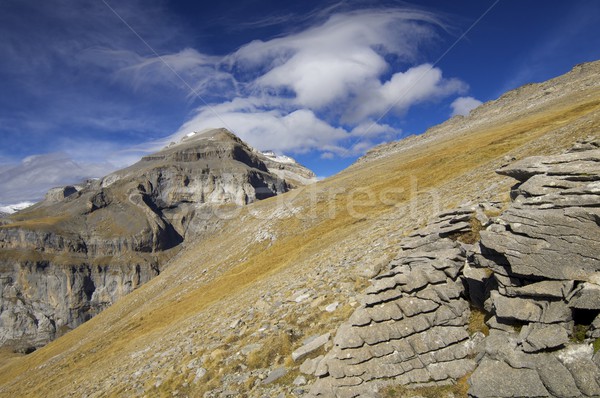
[450,96,483,116]
[173,104,349,154]
[146,9,469,157]
[343,64,467,123]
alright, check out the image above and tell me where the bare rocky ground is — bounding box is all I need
[0,62,600,397]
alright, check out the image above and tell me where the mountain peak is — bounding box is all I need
[177,128,243,146]
[0,128,317,351]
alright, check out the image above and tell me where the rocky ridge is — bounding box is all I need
[357,61,600,166]
[0,128,314,352]
[308,138,600,397]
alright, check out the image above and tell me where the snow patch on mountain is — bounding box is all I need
[0,201,36,214]
[261,150,296,164]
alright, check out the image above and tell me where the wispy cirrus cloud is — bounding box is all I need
[0,153,115,205]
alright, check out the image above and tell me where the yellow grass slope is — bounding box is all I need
[1,64,600,397]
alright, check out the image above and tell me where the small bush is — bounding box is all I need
[572,324,589,343]
[446,218,484,244]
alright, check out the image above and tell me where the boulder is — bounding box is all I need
[44,185,78,203]
[568,282,600,310]
[262,367,287,384]
[468,358,549,398]
[519,323,569,352]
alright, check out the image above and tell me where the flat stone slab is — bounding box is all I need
[262,367,287,384]
[520,323,569,352]
[292,333,330,362]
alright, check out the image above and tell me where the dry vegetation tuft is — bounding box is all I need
[468,307,490,336]
[383,373,471,398]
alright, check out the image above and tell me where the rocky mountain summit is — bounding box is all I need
[0,128,314,352]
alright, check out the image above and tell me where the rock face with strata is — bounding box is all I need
[260,150,318,188]
[466,139,600,398]
[0,128,315,352]
[308,138,600,397]
[309,207,484,397]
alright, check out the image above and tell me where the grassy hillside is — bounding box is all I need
[1,70,600,397]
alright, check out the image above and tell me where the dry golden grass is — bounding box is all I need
[0,348,24,370]
[383,373,471,398]
[0,86,599,397]
[468,307,490,337]
[246,331,296,369]
[0,215,68,230]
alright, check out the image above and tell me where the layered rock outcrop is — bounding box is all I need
[308,206,487,397]
[0,128,315,351]
[309,139,600,397]
[467,139,600,398]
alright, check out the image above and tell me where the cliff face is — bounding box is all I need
[0,128,314,352]
[0,260,157,352]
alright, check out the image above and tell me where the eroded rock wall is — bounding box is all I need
[0,260,157,352]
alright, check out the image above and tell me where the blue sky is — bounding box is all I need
[1,0,600,205]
